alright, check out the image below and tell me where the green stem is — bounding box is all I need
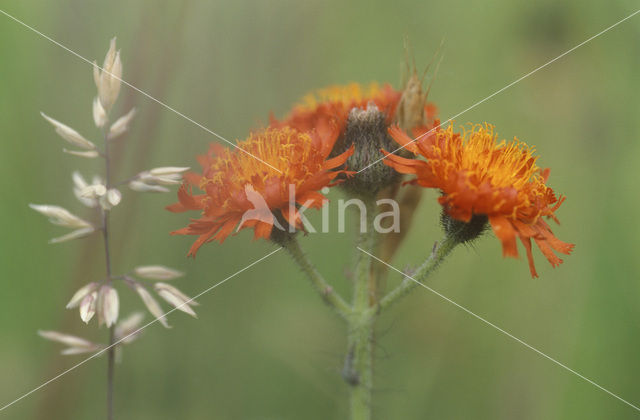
[101,125,116,420]
[280,236,351,320]
[348,196,377,420]
[373,235,458,314]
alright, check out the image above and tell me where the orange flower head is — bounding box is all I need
[384,122,574,277]
[168,126,353,257]
[271,82,403,136]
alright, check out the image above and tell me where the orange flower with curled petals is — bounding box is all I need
[271,82,403,135]
[168,126,353,257]
[384,122,574,277]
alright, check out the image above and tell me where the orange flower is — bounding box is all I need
[271,82,403,135]
[384,123,573,277]
[168,126,353,257]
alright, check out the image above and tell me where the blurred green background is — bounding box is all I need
[1,0,639,419]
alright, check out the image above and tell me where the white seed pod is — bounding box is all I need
[135,284,170,328]
[148,167,190,177]
[92,97,108,128]
[38,330,96,348]
[66,282,99,308]
[154,283,197,317]
[61,345,103,356]
[72,172,98,207]
[114,312,145,344]
[137,172,180,186]
[40,113,96,150]
[79,291,98,323]
[99,188,122,210]
[108,108,136,140]
[98,285,119,328]
[49,227,95,244]
[29,204,93,229]
[63,149,100,158]
[128,180,170,193]
[96,38,122,111]
[80,184,107,199]
[133,265,183,280]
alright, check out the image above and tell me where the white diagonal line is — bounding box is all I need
[0,247,282,413]
[358,8,640,174]
[0,8,283,174]
[358,247,640,413]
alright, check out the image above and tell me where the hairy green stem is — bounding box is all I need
[373,235,458,314]
[348,196,377,420]
[280,236,351,320]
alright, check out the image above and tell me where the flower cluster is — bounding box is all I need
[32,38,196,356]
[171,72,572,277]
[171,79,438,247]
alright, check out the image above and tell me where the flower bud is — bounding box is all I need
[38,330,101,355]
[94,38,123,111]
[114,312,145,344]
[79,291,98,323]
[154,283,197,317]
[331,103,402,194]
[92,97,108,128]
[80,184,107,199]
[49,227,95,244]
[29,204,93,229]
[41,112,96,150]
[135,284,170,328]
[441,210,488,244]
[99,188,122,210]
[66,282,99,308]
[72,172,98,207]
[63,149,100,158]
[129,180,170,193]
[134,265,183,280]
[108,108,136,140]
[98,285,119,328]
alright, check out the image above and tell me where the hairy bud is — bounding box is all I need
[331,103,402,194]
[441,210,489,244]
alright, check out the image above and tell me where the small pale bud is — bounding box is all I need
[29,204,93,229]
[38,330,96,348]
[135,285,170,328]
[49,227,95,244]
[108,108,136,140]
[129,180,170,193]
[154,283,197,317]
[92,97,108,128]
[80,184,107,199]
[99,188,122,210]
[63,149,100,158]
[107,188,122,206]
[79,291,98,323]
[148,167,190,177]
[98,285,119,328]
[72,172,97,207]
[41,113,96,150]
[66,282,99,309]
[114,312,145,344]
[61,345,102,356]
[134,265,183,280]
[97,37,123,111]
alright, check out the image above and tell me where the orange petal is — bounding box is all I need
[533,237,563,268]
[387,126,420,154]
[489,216,518,258]
[518,235,538,278]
